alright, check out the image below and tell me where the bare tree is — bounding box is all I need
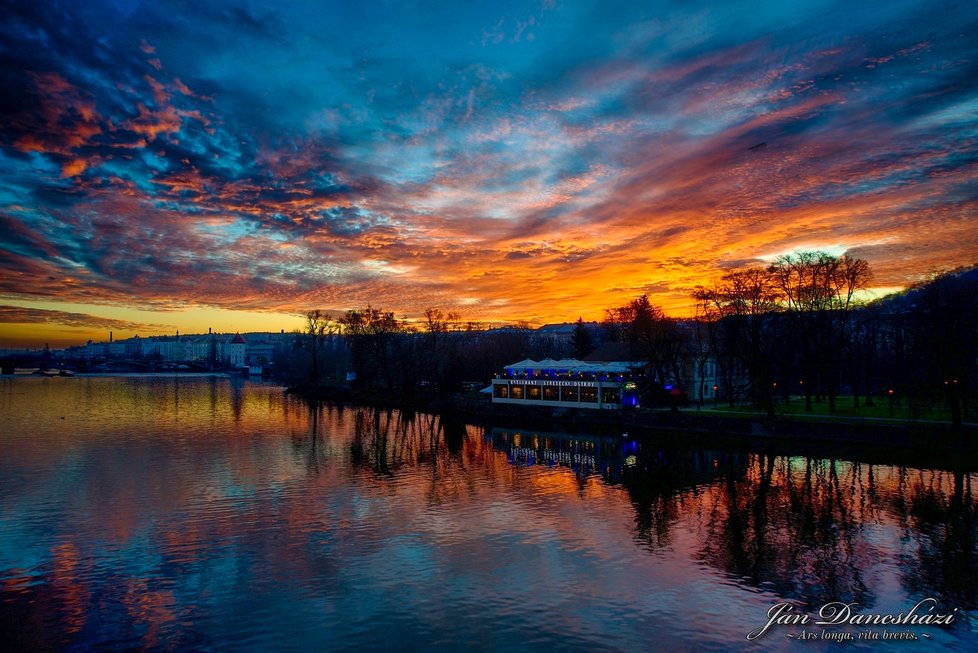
[339,306,407,390]
[300,310,337,382]
[693,268,781,415]
[768,251,871,412]
[420,308,465,394]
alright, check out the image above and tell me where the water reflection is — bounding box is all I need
[901,468,977,607]
[487,422,978,622]
[1,376,976,651]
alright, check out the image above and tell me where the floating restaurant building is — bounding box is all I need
[491,358,643,410]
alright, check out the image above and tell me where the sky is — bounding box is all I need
[1,0,976,347]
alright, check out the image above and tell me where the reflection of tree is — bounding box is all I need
[697,456,878,607]
[287,400,500,498]
[348,407,467,478]
[623,448,736,551]
[287,395,366,477]
[690,456,978,612]
[345,407,494,507]
[350,407,412,475]
[899,469,978,607]
[290,398,335,473]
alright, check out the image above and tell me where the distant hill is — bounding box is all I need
[870,264,978,313]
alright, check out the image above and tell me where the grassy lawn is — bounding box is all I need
[701,395,957,422]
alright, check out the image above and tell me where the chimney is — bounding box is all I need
[109,331,113,343]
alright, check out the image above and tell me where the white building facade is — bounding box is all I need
[491,358,643,410]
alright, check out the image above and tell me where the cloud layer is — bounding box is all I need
[1,0,976,338]
[0,305,166,333]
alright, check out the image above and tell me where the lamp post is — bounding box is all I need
[888,389,895,418]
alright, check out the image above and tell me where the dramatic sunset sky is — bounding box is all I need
[1,1,976,347]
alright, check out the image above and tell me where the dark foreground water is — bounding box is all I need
[1,375,976,651]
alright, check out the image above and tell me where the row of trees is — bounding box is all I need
[575,250,974,425]
[692,251,871,416]
[289,307,552,397]
[285,251,975,426]
[690,252,976,426]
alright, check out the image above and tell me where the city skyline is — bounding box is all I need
[2,0,977,348]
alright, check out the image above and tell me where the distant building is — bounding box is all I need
[584,337,725,406]
[531,322,601,357]
[181,337,210,362]
[228,334,246,368]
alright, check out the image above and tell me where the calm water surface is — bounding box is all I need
[1,375,976,651]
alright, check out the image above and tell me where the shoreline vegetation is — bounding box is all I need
[277,256,977,432]
[285,380,978,459]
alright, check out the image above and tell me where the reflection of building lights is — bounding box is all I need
[625,455,637,467]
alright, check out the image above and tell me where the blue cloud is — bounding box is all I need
[0,0,976,323]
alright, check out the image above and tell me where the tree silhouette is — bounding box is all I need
[693,268,781,415]
[570,317,594,359]
[768,251,871,412]
[299,310,337,382]
[604,294,688,407]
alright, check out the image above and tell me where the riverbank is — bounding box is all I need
[623,406,977,449]
[287,381,977,453]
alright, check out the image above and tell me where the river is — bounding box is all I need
[1,375,975,651]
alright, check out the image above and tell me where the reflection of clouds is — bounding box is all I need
[1,377,976,649]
